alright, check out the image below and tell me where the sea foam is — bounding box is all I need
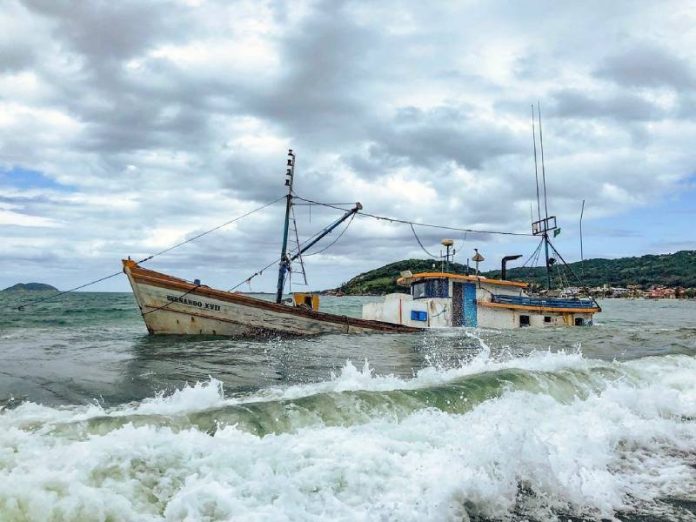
[1,345,695,520]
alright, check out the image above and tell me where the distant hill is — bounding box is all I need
[330,259,471,295]
[331,250,696,295]
[489,250,696,289]
[2,282,59,293]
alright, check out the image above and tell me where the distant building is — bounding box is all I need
[560,286,582,298]
[609,287,630,297]
[647,286,676,299]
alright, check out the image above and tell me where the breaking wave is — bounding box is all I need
[1,347,695,521]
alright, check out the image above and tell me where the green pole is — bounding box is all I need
[276,150,295,304]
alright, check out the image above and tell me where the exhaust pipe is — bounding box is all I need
[501,255,522,280]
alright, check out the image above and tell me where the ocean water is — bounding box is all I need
[0,294,695,521]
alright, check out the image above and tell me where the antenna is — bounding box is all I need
[580,199,586,276]
[537,102,551,290]
[537,101,549,221]
[531,105,542,222]
[441,239,455,272]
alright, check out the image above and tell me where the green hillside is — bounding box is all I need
[331,250,696,295]
[332,259,470,295]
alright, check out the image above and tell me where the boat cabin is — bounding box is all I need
[362,271,600,329]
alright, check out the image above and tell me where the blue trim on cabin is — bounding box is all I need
[411,310,428,321]
[491,294,597,309]
[463,283,477,327]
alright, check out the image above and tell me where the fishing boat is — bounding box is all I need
[123,150,419,337]
[125,106,598,335]
[362,104,601,329]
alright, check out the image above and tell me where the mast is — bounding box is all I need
[543,233,552,290]
[275,149,296,304]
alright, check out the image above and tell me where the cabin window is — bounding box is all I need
[544,316,552,323]
[520,315,530,327]
[574,317,584,326]
[411,279,449,299]
[412,282,427,299]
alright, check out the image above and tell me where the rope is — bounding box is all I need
[14,271,123,311]
[229,257,279,291]
[294,196,534,237]
[521,238,544,268]
[547,239,601,308]
[409,224,439,259]
[137,195,285,264]
[14,196,285,311]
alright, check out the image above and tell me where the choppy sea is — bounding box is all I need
[1,293,695,521]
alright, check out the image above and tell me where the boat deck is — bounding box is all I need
[491,294,598,309]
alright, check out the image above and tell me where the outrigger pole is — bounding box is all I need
[289,203,362,264]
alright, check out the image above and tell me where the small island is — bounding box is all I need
[2,282,59,293]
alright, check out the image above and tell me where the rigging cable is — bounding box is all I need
[228,211,358,291]
[15,271,123,311]
[137,195,285,264]
[546,239,601,308]
[302,213,356,257]
[409,224,439,259]
[294,196,534,237]
[13,195,286,311]
[521,238,544,268]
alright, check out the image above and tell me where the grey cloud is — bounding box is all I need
[20,0,188,63]
[221,156,288,202]
[347,105,524,174]
[675,93,696,119]
[0,42,36,73]
[238,0,381,144]
[79,101,212,154]
[595,43,695,89]
[15,0,217,160]
[549,88,664,122]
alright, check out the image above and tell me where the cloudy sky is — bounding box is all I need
[1,0,695,292]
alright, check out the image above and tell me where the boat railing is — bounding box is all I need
[491,294,597,309]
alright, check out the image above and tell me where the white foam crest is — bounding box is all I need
[130,378,226,416]
[2,341,693,432]
[1,357,694,521]
[255,345,596,404]
[0,378,230,431]
[0,401,108,431]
